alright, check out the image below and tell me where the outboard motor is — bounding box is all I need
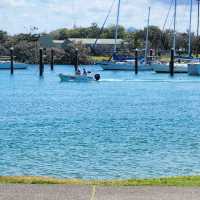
[94,74,101,81]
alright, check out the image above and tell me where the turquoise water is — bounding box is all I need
[0,65,200,179]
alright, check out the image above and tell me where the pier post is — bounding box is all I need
[135,49,138,74]
[169,48,174,76]
[50,49,54,71]
[10,47,14,75]
[74,48,79,72]
[150,49,153,61]
[39,48,44,76]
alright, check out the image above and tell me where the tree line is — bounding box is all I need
[0,23,199,64]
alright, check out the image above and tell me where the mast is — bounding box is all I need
[188,0,193,57]
[72,0,77,29]
[145,7,151,64]
[173,0,177,54]
[196,0,200,57]
[114,0,121,53]
[197,0,200,38]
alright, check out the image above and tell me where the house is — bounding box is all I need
[38,35,68,49]
[39,35,126,55]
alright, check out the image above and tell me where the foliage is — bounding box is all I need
[13,41,37,63]
[50,23,126,40]
[0,23,199,64]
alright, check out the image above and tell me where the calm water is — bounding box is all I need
[0,64,200,179]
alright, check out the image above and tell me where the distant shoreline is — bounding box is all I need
[0,176,200,187]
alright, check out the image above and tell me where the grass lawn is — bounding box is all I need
[1,176,200,187]
[89,56,110,62]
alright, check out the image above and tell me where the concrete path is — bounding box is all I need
[0,185,200,200]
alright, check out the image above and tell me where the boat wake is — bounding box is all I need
[100,79,200,83]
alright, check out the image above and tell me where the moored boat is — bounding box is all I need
[153,63,188,73]
[0,61,27,70]
[100,5,154,71]
[101,60,153,71]
[188,63,200,76]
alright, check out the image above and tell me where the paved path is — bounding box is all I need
[0,185,200,200]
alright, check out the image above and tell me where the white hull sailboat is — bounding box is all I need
[101,4,153,71]
[153,63,188,73]
[0,61,27,70]
[154,0,196,73]
[188,63,200,75]
[101,60,153,71]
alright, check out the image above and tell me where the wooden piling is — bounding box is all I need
[50,49,54,71]
[39,48,44,76]
[150,49,153,61]
[74,48,79,72]
[169,48,174,76]
[135,49,138,74]
[10,47,14,75]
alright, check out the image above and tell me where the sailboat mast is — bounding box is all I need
[196,0,200,57]
[197,0,200,38]
[145,7,151,64]
[114,0,121,53]
[188,0,193,57]
[173,0,177,53]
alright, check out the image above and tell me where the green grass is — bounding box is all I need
[1,176,200,187]
[89,56,110,62]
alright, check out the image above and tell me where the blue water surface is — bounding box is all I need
[0,64,200,179]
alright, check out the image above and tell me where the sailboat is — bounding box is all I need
[101,1,153,71]
[188,0,200,75]
[153,0,191,73]
[0,60,27,70]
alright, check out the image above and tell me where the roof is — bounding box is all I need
[53,40,65,44]
[68,38,124,45]
[39,35,124,48]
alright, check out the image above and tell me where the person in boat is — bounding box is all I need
[83,68,87,76]
[75,68,81,75]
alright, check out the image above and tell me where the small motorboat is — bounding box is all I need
[59,73,101,82]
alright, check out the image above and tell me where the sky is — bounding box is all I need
[0,0,198,34]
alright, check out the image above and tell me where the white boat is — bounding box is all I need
[100,5,154,71]
[153,63,188,73]
[0,61,27,70]
[188,63,200,76]
[152,0,194,74]
[101,60,153,71]
[59,73,100,82]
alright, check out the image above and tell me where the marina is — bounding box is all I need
[1,64,200,179]
[2,1,200,199]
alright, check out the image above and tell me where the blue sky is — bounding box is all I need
[0,0,197,34]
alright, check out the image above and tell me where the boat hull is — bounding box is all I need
[0,62,27,70]
[59,74,95,82]
[153,63,188,73]
[101,62,153,71]
[188,63,200,76]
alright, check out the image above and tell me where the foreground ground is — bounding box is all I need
[1,184,200,200]
[0,176,200,199]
